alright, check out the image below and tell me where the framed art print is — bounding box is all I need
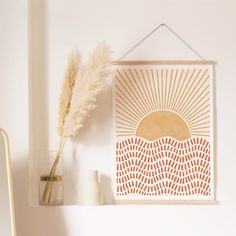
[113,61,215,203]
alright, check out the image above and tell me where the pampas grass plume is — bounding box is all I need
[63,42,112,137]
[58,51,79,135]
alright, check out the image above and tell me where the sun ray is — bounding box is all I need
[116,120,137,129]
[178,70,208,115]
[116,72,148,118]
[191,126,210,131]
[134,69,153,112]
[181,86,209,119]
[187,110,210,124]
[116,126,136,131]
[142,69,155,110]
[119,70,147,114]
[156,69,163,110]
[185,103,209,122]
[173,69,195,113]
[191,131,210,135]
[178,72,209,113]
[115,88,143,121]
[137,69,154,111]
[191,134,210,137]
[121,69,150,115]
[189,121,210,129]
[127,69,151,115]
[150,69,160,110]
[169,69,184,111]
[117,133,136,136]
[115,91,145,124]
[116,109,139,126]
[172,69,190,112]
[167,69,178,109]
[116,70,148,115]
[146,69,157,110]
[116,114,138,127]
[188,115,210,126]
[116,100,141,123]
[161,69,164,109]
[164,69,168,108]
[185,104,210,121]
[166,69,173,109]
[182,91,209,121]
[174,69,202,114]
[116,121,137,129]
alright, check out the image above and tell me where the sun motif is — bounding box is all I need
[115,65,210,141]
[136,110,190,141]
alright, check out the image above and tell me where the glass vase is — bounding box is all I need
[39,151,63,206]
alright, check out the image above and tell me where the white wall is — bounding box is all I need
[0,0,29,235]
[1,0,236,235]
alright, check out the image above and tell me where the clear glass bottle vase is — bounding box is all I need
[39,151,63,205]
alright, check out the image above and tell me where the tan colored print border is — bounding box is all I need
[115,200,219,205]
[113,60,216,65]
[113,60,216,204]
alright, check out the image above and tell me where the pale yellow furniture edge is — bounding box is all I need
[0,129,16,236]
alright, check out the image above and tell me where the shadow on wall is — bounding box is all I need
[69,84,114,205]
[63,144,80,205]
[100,174,114,204]
[12,153,68,236]
[29,0,50,206]
[74,83,113,146]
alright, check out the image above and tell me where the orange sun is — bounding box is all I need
[136,111,190,141]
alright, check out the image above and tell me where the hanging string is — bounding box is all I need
[118,23,205,61]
